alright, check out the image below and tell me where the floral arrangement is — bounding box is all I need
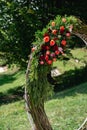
[31,16,77,66]
[28,15,77,105]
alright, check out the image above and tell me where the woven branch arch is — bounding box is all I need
[25,15,87,130]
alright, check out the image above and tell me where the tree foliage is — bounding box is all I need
[0,0,43,68]
[0,0,86,68]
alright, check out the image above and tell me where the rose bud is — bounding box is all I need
[51,21,56,27]
[62,18,66,23]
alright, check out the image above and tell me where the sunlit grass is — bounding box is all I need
[0,69,87,130]
[53,47,87,73]
[45,82,87,130]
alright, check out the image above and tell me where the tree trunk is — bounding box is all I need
[30,102,53,130]
[25,88,53,130]
[25,53,53,130]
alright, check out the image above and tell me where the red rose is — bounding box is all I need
[46,50,50,55]
[60,26,65,33]
[61,40,66,46]
[40,61,44,65]
[45,55,49,61]
[52,30,57,35]
[43,36,50,43]
[47,60,53,65]
[50,40,55,46]
[55,50,60,55]
[66,33,71,37]
[62,18,66,23]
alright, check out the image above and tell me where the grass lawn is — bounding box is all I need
[53,47,87,73]
[0,69,87,130]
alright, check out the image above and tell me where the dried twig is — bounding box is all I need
[25,53,35,130]
[77,118,87,130]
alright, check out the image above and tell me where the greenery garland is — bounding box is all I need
[27,15,78,106]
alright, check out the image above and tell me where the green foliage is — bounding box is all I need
[28,60,53,106]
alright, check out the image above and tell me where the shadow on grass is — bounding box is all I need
[52,81,87,100]
[48,65,87,92]
[0,85,24,106]
[0,71,19,86]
